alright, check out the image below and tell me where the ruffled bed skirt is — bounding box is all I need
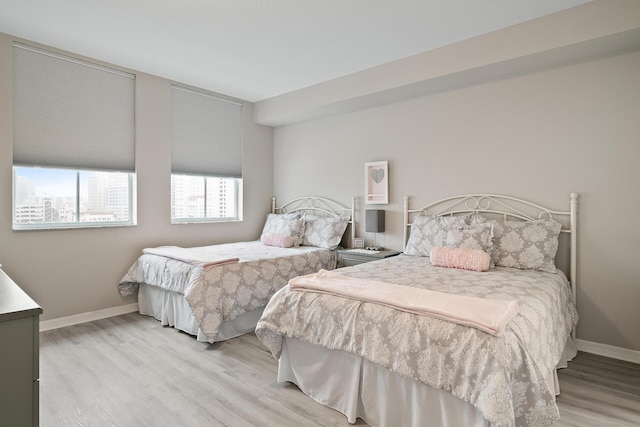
[278,336,577,427]
[137,283,263,343]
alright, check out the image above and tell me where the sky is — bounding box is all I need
[16,166,77,197]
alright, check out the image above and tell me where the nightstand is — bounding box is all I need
[337,249,402,267]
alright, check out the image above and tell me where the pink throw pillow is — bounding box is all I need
[261,233,294,248]
[430,246,490,272]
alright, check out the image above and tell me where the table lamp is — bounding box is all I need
[365,209,385,251]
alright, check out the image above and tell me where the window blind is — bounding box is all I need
[171,85,242,178]
[12,42,135,172]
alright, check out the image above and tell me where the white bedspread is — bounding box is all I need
[119,240,337,342]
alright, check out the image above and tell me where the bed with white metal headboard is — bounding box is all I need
[272,195,356,246]
[257,192,579,427]
[119,195,355,344]
[404,192,578,317]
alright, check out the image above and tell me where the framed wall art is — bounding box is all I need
[365,161,388,204]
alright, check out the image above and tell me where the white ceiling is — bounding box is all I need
[0,0,593,103]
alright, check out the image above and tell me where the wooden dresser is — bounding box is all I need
[0,267,42,427]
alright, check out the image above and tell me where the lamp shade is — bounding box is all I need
[366,210,385,233]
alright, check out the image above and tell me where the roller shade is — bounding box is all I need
[12,42,135,172]
[171,85,242,178]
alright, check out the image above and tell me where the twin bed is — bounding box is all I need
[255,193,579,427]
[118,196,355,343]
[119,192,579,427]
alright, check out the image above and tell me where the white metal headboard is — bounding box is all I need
[272,196,356,244]
[404,193,578,324]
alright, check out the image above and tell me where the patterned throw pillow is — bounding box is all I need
[487,217,562,273]
[445,223,494,254]
[260,213,305,247]
[302,215,349,248]
[404,215,469,257]
[469,214,501,264]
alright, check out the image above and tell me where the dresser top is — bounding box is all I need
[0,269,42,321]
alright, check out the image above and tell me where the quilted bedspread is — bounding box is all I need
[255,254,578,427]
[119,241,337,342]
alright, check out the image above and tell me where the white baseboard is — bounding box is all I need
[576,339,640,364]
[39,303,139,332]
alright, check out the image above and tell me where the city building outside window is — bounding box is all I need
[171,174,240,222]
[13,166,133,229]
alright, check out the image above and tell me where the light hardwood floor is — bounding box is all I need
[39,313,640,427]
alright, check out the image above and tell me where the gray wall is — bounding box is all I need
[0,33,274,321]
[273,50,640,352]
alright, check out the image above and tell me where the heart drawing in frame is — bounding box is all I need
[371,168,385,183]
[365,160,388,204]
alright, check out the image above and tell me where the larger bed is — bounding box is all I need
[255,193,579,427]
[118,196,355,343]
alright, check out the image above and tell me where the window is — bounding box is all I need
[12,42,135,230]
[13,166,133,229]
[171,84,243,223]
[171,175,240,221]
